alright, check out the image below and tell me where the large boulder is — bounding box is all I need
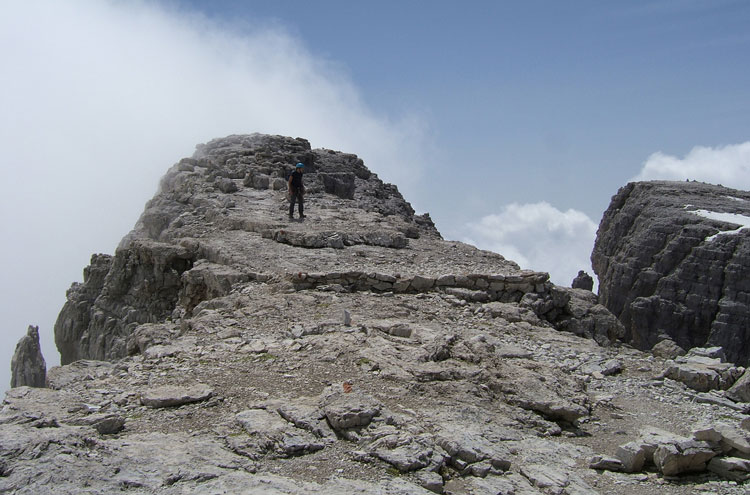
[593,181,750,364]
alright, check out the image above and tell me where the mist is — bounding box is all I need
[462,202,599,289]
[0,0,431,391]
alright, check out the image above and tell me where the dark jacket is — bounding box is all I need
[289,170,304,191]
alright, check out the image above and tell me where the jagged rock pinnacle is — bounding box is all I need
[10,325,46,388]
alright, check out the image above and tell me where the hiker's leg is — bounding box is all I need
[298,195,304,216]
[289,194,295,217]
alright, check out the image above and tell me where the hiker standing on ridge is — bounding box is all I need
[288,162,305,219]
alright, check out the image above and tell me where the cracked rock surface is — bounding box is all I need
[593,180,750,365]
[4,135,750,494]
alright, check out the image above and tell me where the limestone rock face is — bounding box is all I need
[593,181,750,365]
[7,136,748,494]
[10,325,46,388]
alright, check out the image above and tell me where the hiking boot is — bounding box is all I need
[288,214,294,219]
[299,214,306,219]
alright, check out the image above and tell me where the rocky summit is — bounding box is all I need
[593,181,750,365]
[5,135,750,494]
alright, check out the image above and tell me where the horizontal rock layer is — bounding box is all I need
[593,181,750,365]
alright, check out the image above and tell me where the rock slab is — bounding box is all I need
[140,384,214,408]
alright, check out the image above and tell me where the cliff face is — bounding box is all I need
[593,181,750,364]
[5,139,750,494]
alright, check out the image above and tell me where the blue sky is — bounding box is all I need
[169,0,750,220]
[1,0,749,389]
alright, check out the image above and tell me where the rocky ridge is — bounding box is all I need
[4,136,750,494]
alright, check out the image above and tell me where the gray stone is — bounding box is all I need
[692,425,724,444]
[140,384,214,408]
[600,359,623,376]
[589,455,624,471]
[276,401,334,439]
[233,408,324,458]
[217,178,238,193]
[319,172,356,199]
[126,322,177,355]
[410,275,435,291]
[653,439,716,476]
[637,426,690,462]
[435,427,512,471]
[665,362,723,392]
[664,350,743,392]
[516,397,588,423]
[482,301,538,323]
[496,344,533,359]
[320,390,381,431]
[10,325,46,388]
[69,413,126,435]
[688,346,727,360]
[651,339,686,359]
[727,368,750,402]
[520,463,598,495]
[55,243,196,365]
[423,334,458,362]
[372,443,433,473]
[252,174,270,189]
[708,456,750,482]
[615,441,646,472]
[468,461,493,477]
[417,470,444,494]
[370,320,412,338]
[551,289,625,346]
[46,360,114,390]
[693,391,748,411]
[713,423,750,454]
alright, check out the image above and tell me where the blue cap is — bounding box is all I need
[296,162,304,168]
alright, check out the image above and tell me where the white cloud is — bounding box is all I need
[633,142,750,189]
[463,202,598,288]
[0,0,430,390]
